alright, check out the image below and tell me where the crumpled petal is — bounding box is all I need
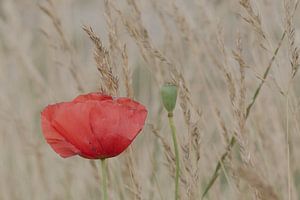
[51,102,102,158]
[90,98,147,158]
[41,104,80,158]
[72,93,112,103]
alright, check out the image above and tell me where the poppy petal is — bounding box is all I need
[41,104,80,158]
[51,102,102,159]
[90,99,147,157]
[115,98,148,140]
[72,93,112,103]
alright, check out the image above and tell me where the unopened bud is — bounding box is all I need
[160,83,178,113]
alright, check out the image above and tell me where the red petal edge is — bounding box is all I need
[41,104,80,158]
[115,98,148,140]
[51,101,103,159]
[72,92,112,103]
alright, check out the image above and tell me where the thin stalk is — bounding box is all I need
[168,112,180,200]
[101,159,108,200]
[286,96,291,200]
[201,29,287,199]
[201,137,236,199]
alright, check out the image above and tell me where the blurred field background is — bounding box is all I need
[1,0,300,199]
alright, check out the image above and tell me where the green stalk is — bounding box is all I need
[201,29,287,199]
[101,159,108,200]
[168,112,180,200]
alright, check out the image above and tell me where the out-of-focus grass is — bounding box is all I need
[1,0,300,199]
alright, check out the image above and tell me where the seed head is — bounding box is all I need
[160,83,178,113]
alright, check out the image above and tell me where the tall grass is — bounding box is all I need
[0,0,300,199]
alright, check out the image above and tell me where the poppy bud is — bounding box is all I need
[160,83,178,113]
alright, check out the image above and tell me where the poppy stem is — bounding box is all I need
[168,112,180,200]
[101,159,108,200]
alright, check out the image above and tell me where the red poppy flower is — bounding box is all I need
[41,93,147,159]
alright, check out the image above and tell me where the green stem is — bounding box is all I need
[168,113,180,200]
[101,159,108,200]
[201,137,236,199]
[201,28,288,199]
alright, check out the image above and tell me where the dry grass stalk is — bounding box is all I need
[284,0,300,80]
[239,0,266,41]
[232,34,262,197]
[237,166,279,200]
[149,124,175,172]
[122,45,134,98]
[114,0,204,197]
[111,0,171,84]
[124,148,142,200]
[216,26,237,107]
[0,1,47,92]
[232,33,252,165]
[203,31,287,198]
[38,0,69,50]
[39,0,84,92]
[202,16,289,195]
[150,0,174,55]
[82,25,118,96]
[169,0,193,44]
[3,0,300,199]
[215,108,230,145]
[104,2,141,196]
[104,0,118,54]
[283,1,300,199]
